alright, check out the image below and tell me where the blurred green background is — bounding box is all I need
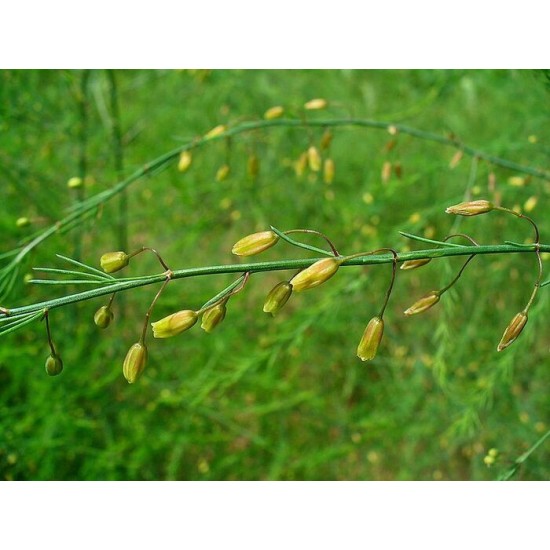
[0,69,549,480]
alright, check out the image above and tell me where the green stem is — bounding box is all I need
[3,117,548,302]
[4,242,550,320]
[499,428,550,481]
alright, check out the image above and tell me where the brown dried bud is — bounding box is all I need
[263,281,293,315]
[320,129,333,150]
[400,258,432,271]
[356,317,384,361]
[404,291,440,316]
[290,258,342,292]
[445,200,494,216]
[497,312,528,352]
[122,342,147,384]
[247,154,259,178]
[94,305,114,329]
[201,302,227,333]
[231,230,279,256]
[151,310,198,338]
[100,251,129,273]
[45,354,63,376]
[264,106,284,120]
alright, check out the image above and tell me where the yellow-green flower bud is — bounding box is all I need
[247,154,259,178]
[231,230,279,257]
[304,98,328,110]
[404,291,440,316]
[445,200,494,216]
[307,146,321,172]
[151,309,198,338]
[400,258,432,270]
[67,176,83,189]
[100,251,129,273]
[94,305,114,329]
[178,150,192,172]
[201,302,227,333]
[263,281,293,315]
[290,258,342,292]
[497,311,528,352]
[122,342,147,384]
[204,124,227,139]
[323,158,335,184]
[264,106,284,120]
[216,164,230,182]
[356,317,384,361]
[45,354,63,376]
[16,217,31,228]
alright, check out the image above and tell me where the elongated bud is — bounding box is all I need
[122,342,147,384]
[304,98,328,110]
[94,305,114,329]
[247,154,259,178]
[231,230,279,256]
[201,302,227,333]
[381,161,392,183]
[100,251,129,273]
[295,152,308,177]
[449,150,463,169]
[151,310,198,338]
[357,317,384,361]
[400,258,432,271]
[320,129,333,150]
[307,146,321,172]
[497,311,528,352]
[264,106,284,120]
[290,258,342,292]
[16,217,31,228]
[45,354,63,376]
[67,176,83,189]
[263,281,293,315]
[404,291,440,316]
[178,150,192,172]
[216,164,230,182]
[323,158,335,184]
[445,200,494,216]
[205,124,227,139]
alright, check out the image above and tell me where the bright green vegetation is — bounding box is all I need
[0,69,549,480]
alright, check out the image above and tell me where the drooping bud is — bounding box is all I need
[356,317,384,361]
[178,150,192,172]
[94,305,114,329]
[204,124,227,139]
[289,258,342,292]
[216,164,230,182]
[400,258,432,271]
[122,342,147,384]
[445,200,494,216]
[264,106,284,120]
[201,302,227,333]
[295,152,308,178]
[320,129,333,150]
[67,176,83,189]
[45,354,63,376]
[449,150,463,169]
[381,161,392,183]
[16,217,31,228]
[263,281,293,315]
[404,291,440,316]
[304,98,328,110]
[247,154,259,178]
[307,146,321,172]
[100,251,129,273]
[231,230,279,256]
[497,311,528,352]
[323,158,335,184]
[151,310,198,338]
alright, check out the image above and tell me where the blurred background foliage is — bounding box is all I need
[0,69,549,480]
